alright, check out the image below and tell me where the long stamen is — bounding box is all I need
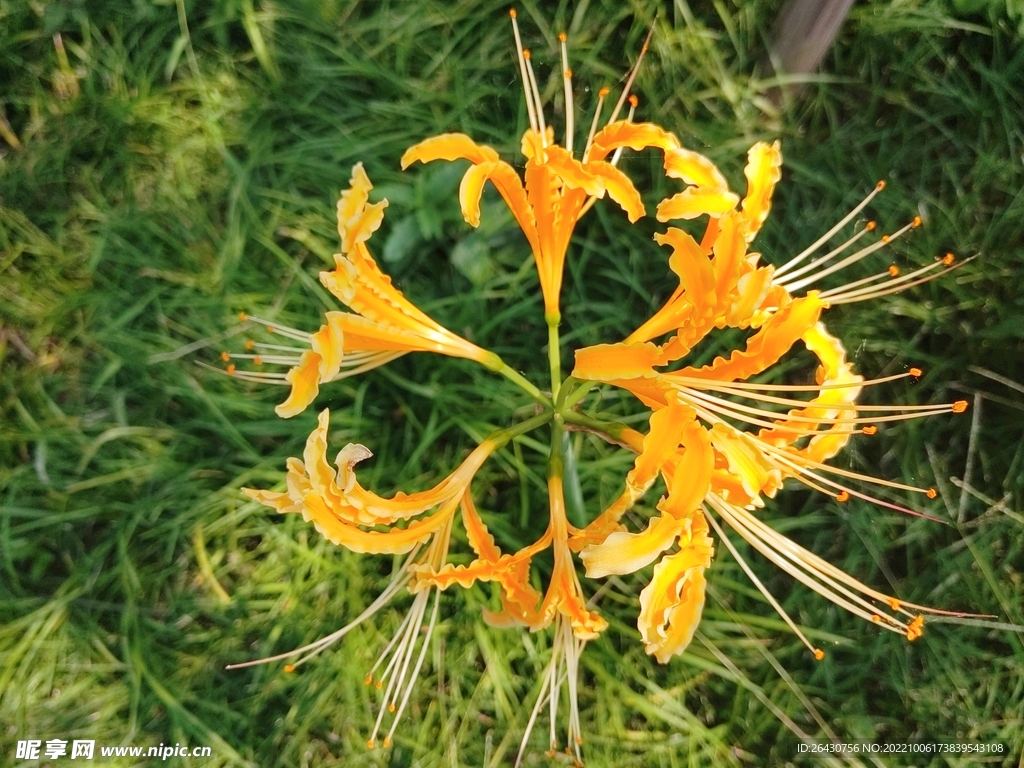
[509,10,539,133]
[523,50,548,144]
[225,557,415,671]
[237,313,310,342]
[559,32,574,153]
[826,255,967,305]
[773,220,876,283]
[582,86,609,162]
[816,265,898,298]
[606,18,655,125]
[682,380,960,413]
[669,369,922,393]
[780,216,922,293]
[774,181,885,278]
[610,95,638,165]
[706,510,824,659]
[708,494,914,635]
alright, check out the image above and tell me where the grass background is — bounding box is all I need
[2,0,1023,765]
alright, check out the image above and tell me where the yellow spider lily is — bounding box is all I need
[232,8,975,764]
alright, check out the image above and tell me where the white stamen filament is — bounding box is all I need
[523,51,548,145]
[705,510,822,657]
[772,221,875,284]
[559,33,574,153]
[774,181,885,278]
[606,20,655,125]
[825,257,966,305]
[510,11,539,133]
[582,88,608,163]
[707,493,912,634]
[781,218,919,293]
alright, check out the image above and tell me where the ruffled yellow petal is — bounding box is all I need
[400,133,500,168]
[587,121,681,163]
[637,511,714,663]
[544,146,605,196]
[275,350,323,419]
[580,416,712,576]
[740,140,782,242]
[336,164,388,255]
[663,148,730,191]
[575,404,692,557]
[677,292,825,383]
[708,423,782,503]
[625,228,717,344]
[310,311,346,382]
[588,162,645,222]
[656,186,740,222]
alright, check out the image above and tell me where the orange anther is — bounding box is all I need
[836,490,850,503]
[628,94,638,108]
[866,220,877,231]
[881,234,890,244]
[284,664,295,673]
[238,311,248,321]
[558,32,567,42]
[364,674,373,685]
[375,681,383,689]
[575,737,583,745]
[876,180,886,191]
[366,740,375,749]
[871,614,881,622]
[861,425,878,435]
[888,265,900,277]
[266,326,274,333]
[253,356,263,365]
[912,215,922,227]
[523,49,531,59]
[565,68,573,78]
[952,400,968,413]
[383,737,392,748]
[599,86,610,97]
[244,339,255,350]
[813,648,825,661]
[926,488,937,499]
[220,351,231,362]
[226,364,236,375]
[388,703,396,713]
[942,252,955,266]
[909,367,923,377]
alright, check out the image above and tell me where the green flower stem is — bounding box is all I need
[497,363,550,407]
[561,410,637,449]
[558,378,595,412]
[545,310,562,401]
[491,411,554,450]
[548,412,565,479]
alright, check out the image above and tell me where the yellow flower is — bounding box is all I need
[571,143,970,661]
[224,163,501,419]
[232,8,975,764]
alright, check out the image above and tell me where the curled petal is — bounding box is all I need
[589,162,645,222]
[588,121,681,163]
[664,148,730,191]
[581,417,712,576]
[709,423,782,503]
[310,312,346,382]
[275,350,322,419]
[740,141,782,242]
[336,164,388,255]
[301,491,460,555]
[576,403,694,558]
[656,187,740,222]
[679,293,825,383]
[400,133,500,168]
[638,512,714,663]
[544,146,605,196]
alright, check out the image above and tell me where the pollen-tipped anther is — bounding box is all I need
[813,648,825,661]
[942,253,955,266]
[952,400,968,413]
